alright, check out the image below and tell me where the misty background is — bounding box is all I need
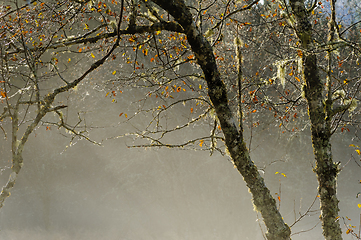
[0,73,359,240]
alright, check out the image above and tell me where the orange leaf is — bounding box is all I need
[277,196,281,201]
[295,76,300,82]
[150,57,155,62]
[177,87,181,92]
[190,108,193,113]
[0,91,6,98]
[119,113,123,117]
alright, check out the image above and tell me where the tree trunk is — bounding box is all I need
[152,0,291,239]
[290,0,343,238]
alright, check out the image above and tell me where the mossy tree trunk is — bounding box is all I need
[152,0,291,239]
[289,0,343,239]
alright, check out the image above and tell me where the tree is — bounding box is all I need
[0,0,360,239]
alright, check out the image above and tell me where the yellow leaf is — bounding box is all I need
[0,91,6,98]
[199,140,204,147]
[91,53,95,58]
[199,84,202,89]
[281,173,287,178]
[68,58,71,63]
[356,149,361,155]
[125,113,128,118]
[275,172,279,175]
[112,70,116,75]
[358,204,361,208]
[349,144,355,147]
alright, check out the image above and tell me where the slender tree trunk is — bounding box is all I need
[289,0,342,238]
[152,0,291,239]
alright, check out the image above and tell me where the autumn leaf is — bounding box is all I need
[358,203,361,208]
[91,53,95,58]
[0,91,6,98]
[356,149,361,155]
[112,70,116,75]
[199,140,204,147]
[177,87,181,92]
[277,196,281,201]
[119,113,123,117]
[190,108,193,113]
[295,76,301,82]
[275,172,287,177]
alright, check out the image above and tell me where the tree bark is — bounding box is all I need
[152,0,291,239]
[289,0,343,239]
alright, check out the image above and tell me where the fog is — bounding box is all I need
[0,75,360,240]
